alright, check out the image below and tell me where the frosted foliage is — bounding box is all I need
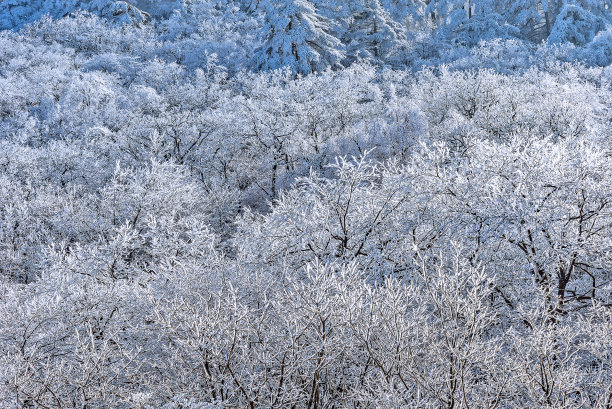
[0,2,612,408]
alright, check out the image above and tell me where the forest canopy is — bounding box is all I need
[0,1,611,408]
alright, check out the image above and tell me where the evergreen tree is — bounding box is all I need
[252,0,344,75]
[310,0,351,40]
[424,0,522,46]
[424,0,467,28]
[380,0,427,24]
[498,0,563,41]
[496,0,611,43]
[87,0,150,25]
[548,2,608,45]
[342,0,406,65]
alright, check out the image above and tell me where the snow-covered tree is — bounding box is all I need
[86,0,151,25]
[1,4,612,408]
[548,2,608,45]
[380,0,427,24]
[0,0,79,30]
[581,26,612,66]
[0,0,152,30]
[252,0,344,74]
[424,0,469,30]
[423,0,521,47]
[492,0,611,43]
[342,0,407,65]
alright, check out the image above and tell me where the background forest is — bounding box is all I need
[0,0,611,408]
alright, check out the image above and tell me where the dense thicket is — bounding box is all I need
[0,1,611,408]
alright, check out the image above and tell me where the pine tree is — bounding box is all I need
[496,0,611,43]
[342,0,406,65]
[87,0,150,25]
[548,2,608,45]
[498,0,562,41]
[423,0,522,46]
[380,0,427,24]
[310,0,351,40]
[252,0,344,75]
[424,0,467,28]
